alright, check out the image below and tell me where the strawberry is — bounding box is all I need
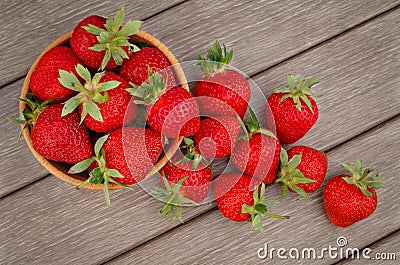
[275,146,328,198]
[128,68,200,138]
[231,110,281,185]
[31,104,93,164]
[58,64,137,132]
[266,75,319,144]
[104,127,163,185]
[30,46,82,102]
[119,47,176,88]
[156,144,211,222]
[70,127,163,205]
[11,94,94,164]
[194,116,240,159]
[161,154,211,203]
[214,173,289,232]
[323,159,383,227]
[194,41,251,118]
[70,7,141,70]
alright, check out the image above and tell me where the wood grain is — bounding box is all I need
[0,0,185,87]
[0,80,49,198]
[0,172,216,265]
[142,0,400,75]
[252,7,400,151]
[106,117,400,265]
[1,0,399,87]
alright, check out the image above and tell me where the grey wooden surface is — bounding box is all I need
[1,0,399,264]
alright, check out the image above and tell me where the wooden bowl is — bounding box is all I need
[20,30,187,190]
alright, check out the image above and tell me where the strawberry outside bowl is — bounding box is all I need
[20,30,188,190]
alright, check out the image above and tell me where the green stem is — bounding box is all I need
[104,176,111,206]
[264,213,290,219]
[236,114,249,141]
[76,178,91,189]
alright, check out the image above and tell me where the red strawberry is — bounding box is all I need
[161,155,211,203]
[78,72,137,132]
[70,7,141,70]
[194,116,240,159]
[119,47,176,88]
[58,64,137,132]
[323,159,383,227]
[15,96,94,164]
[69,128,162,205]
[275,146,328,198]
[30,46,82,102]
[128,68,200,138]
[266,75,319,144]
[104,127,163,185]
[194,41,251,118]
[214,173,289,232]
[156,145,211,222]
[231,111,281,185]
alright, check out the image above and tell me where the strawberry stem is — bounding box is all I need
[196,40,233,76]
[275,148,315,199]
[70,134,130,206]
[59,64,121,123]
[273,74,319,112]
[9,93,57,137]
[155,174,198,223]
[341,158,383,197]
[242,184,289,233]
[127,66,168,105]
[84,6,142,70]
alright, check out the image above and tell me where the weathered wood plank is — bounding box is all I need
[142,0,400,75]
[1,0,399,87]
[106,116,400,265]
[337,231,399,264]
[251,7,400,151]
[0,79,49,198]
[0,0,185,87]
[0,173,216,265]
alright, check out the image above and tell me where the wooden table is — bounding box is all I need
[1,1,399,264]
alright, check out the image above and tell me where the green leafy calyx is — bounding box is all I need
[126,66,168,105]
[196,40,233,76]
[275,148,316,199]
[8,93,57,138]
[175,137,210,170]
[154,173,198,223]
[59,64,121,123]
[69,134,131,206]
[341,158,384,197]
[237,109,277,141]
[241,183,289,233]
[83,6,142,70]
[273,74,319,112]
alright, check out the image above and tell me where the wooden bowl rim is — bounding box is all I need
[20,30,187,190]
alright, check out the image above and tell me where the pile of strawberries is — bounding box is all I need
[12,7,383,231]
